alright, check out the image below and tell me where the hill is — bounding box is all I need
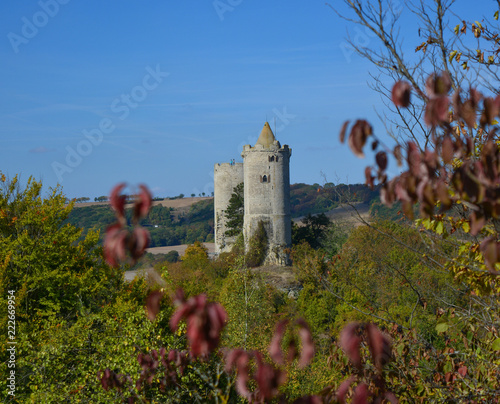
[290,182,378,217]
[66,197,214,247]
[65,183,381,248]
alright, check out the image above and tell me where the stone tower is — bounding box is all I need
[214,162,244,254]
[214,122,292,265]
[241,122,292,265]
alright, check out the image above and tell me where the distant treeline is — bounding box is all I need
[69,193,213,204]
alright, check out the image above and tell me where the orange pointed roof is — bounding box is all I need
[255,122,276,148]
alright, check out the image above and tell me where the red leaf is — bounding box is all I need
[225,350,252,400]
[470,210,485,236]
[339,120,350,144]
[441,135,454,164]
[426,72,452,97]
[336,376,355,404]
[145,290,164,321]
[480,237,500,273]
[462,99,478,127]
[445,372,453,383]
[435,180,452,211]
[481,97,500,126]
[407,142,421,177]
[269,320,288,365]
[348,120,372,158]
[170,294,227,356]
[395,177,412,202]
[339,323,362,369]
[292,395,323,404]
[458,366,467,377]
[425,96,449,126]
[384,391,399,403]
[453,165,485,203]
[417,178,435,207]
[454,88,481,127]
[394,145,403,167]
[352,383,369,404]
[254,352,286,400]
[296,319,315,368]
[391,81,411,108]
[130,227,150,262]
[173,288,185,306]
[375,151,388,171]
[134,184,152,221]
[423,149,438,172]
[110,183,127,217]
[104,223,128,267]
[225,349,247,372]
[365,167,374,190]
[366,323,392,370]
[380,179,396,207]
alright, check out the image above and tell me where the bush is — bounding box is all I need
[245,221,268,267]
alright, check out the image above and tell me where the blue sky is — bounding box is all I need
[0,1,482,199]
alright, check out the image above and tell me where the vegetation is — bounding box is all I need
[224,182,244,237]
[66,199,214,247]
[292,213,332,249]
[66,183,380,251]
[4,2,500,402]
[244,221,268,268]
[290,182,378,218]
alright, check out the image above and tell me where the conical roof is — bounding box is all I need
[255,122,276,148]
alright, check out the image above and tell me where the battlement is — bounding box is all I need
[242,142,291,155]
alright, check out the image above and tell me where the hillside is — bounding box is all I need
[66,197,214,247]
[290,182,378,217]
[66,183,380,248]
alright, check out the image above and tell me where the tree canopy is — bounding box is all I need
[224,182,244,237]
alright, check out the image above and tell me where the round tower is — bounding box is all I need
[214,162,244,253]
[241,122,292,265]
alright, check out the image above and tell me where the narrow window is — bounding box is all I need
[262,175,268,183]
[276,156,279,162]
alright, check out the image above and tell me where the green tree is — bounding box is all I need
[161,241,220,298]
[224,182,244,237]
[219,264,278,351]
[245,221,268,267]
[320,221,349,259]
[0,174,122,324]
[0,173,125,401]
[164,250,180,263]
[292,213,331,249]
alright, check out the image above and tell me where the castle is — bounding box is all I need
[214,122,292,265]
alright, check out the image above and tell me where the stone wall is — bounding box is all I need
[213,162,244,253]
